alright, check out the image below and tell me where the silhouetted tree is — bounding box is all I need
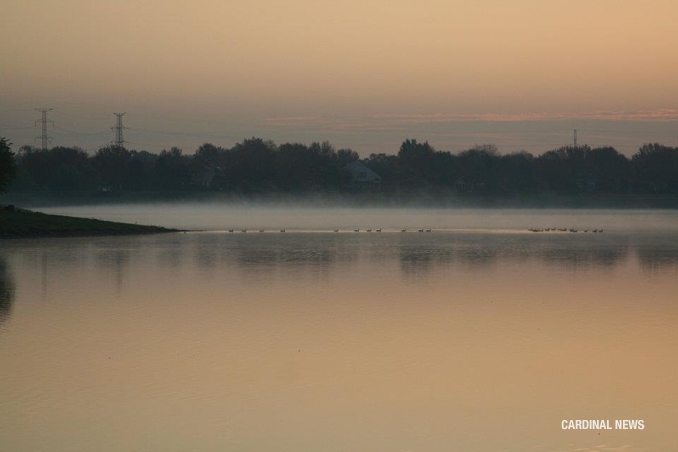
[535,145,589,192]
[632,143,678,193]
[455,145,500,191]
[156,147,191,189]
[498,151,537,193]
[223,138,277,191]
[12,145,97,191]
[585,147,632,192]
[128,150,158,190]
[337,148,359,167]
[4,136,678,198]
[0,138,17,193]
[364,153,402,187]
[276,143,315,190]
[397,139,436,186]
[93,146,132,191]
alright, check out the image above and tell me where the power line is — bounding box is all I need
[34,108,54,150]
[127,126,241,141]
[53,125,110,136]
[0,124,35,130]
[112,113,126,148]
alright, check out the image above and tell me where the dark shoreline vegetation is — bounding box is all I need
[0,207,177,239]
[1,139,677,198]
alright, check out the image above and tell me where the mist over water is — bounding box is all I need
[38,202,678,233]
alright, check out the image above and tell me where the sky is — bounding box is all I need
[1,0,677,156]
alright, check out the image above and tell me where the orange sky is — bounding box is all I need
[1,0,677,154]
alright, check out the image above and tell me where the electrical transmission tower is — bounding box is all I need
[112,113,126,148]
[573,129,578,148]
[35,108,54,150]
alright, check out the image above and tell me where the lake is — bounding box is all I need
[1,206,677,452]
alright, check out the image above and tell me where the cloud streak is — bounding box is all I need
[266,110,678,127]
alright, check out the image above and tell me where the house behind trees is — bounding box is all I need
[342,161,382,188]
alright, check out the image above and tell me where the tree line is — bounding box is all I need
[2,136,678,195]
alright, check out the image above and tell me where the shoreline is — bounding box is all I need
[0,207,179,239]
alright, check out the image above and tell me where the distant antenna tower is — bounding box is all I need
[573,129,578,148]
[112,113,126,148]
[34,108,54,150]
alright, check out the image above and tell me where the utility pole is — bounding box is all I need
[112,113,126,148]
[573,129,578,148]
[34,108,54,150]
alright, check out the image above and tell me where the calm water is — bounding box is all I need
[1,207,677,452]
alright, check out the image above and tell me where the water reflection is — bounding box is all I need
[1,230,677,452]
[396,234,630,276]
[0,257,15,326]
[96,248,132,294]
[635,235,678,273]
[1,232,668,283]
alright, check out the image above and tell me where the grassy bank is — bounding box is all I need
[0,207,178,239]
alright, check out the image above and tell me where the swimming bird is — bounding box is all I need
[401,229,406,232]
[333,229,339,233]
[367,229,372,232]
[280,229,286,233]
[259,229,265,233]
[425,229,432,233]
[228,229,234,233]
[241,229,247,233]
[376,229,382,232]
[354,229,360,232]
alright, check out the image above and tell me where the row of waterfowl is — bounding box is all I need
[228,229,286,233]
[225,228,433,233]
[350,228,432,233]
[528,227,604,233]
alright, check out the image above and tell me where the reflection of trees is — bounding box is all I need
[534,245,627,268]
[0,257,15,326]
[397,234,629,277]
[233,235,340,268]
[637,248,678,272]
[157,248,185,268]
[187,233,633,277]
[96,248,131,294]
[4,232,673,295]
